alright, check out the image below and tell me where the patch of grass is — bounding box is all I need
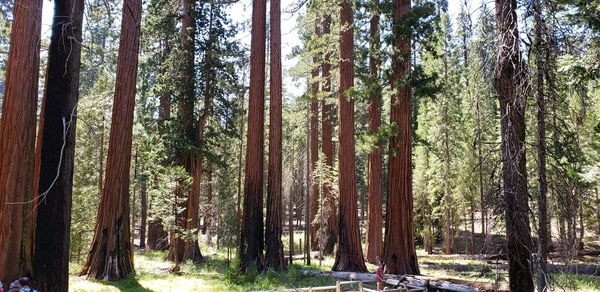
[552,273,600,292]
[69,251,337,291]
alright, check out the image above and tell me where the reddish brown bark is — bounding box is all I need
[383,0,419,275]
[320,15,337,256]
[332,0,367,272]
[365,5,383,264]
[0,0,43,283]
[265,0,285,270]
[240,0,267,272]
[309,21,320,252]
[32,0,84,290]
[494,0,534,289]
[79,0,142,280]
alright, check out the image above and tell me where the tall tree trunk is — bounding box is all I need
[0,0,43,283]
[240,0,267,272]
[320,15,337,256]
[139,175,148,249]
[383,0,419,275]
[265,0,285,269]
[32,0,84,290]
[332,0,367,272]
[79,0,142,280]
[494,0,534,289]
[366,3,383,264]
[533,0,548,289]
[309,21,320,252]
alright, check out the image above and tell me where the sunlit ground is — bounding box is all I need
[68,232,600,291]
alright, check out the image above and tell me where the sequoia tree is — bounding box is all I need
[32,0,84,290]
[79,0,142,280]
[365,0,383,264]
[331,0,367,272]
[383,0,420,275]
[240,0,267,272]
[265,0,285,269]
[0,0,43,283]
[494,0,534,289]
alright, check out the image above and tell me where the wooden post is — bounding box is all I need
[336,281,341,292]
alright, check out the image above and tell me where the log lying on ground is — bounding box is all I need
[299,270,477,292]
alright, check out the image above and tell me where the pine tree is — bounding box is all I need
[494,0,534,289]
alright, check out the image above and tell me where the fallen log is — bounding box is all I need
[299,270,477,292]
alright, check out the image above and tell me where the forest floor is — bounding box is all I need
[67,246,600,291]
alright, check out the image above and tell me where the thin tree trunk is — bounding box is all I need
[366,2,383,264]
[594,186,600,236]
[320,15,337,256]
[477,96,486,251]
[305,113,311,265]
[240,0,267,272]
[533,0,549,288]
[237,97,245,226]
[204,166,213,243]
[383,0,420,275]
[494,0,534,289]
[579,199,584,250]
[470,201,475,254]
[0,0,43,283]
[140,175,148,249]
[265,0,285,269]
[32,1,84,290]
[309,20,320,252]
[442,25,452,255]
[332,0,367,272]
[289,171,295,265]
[79,0,142,280]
